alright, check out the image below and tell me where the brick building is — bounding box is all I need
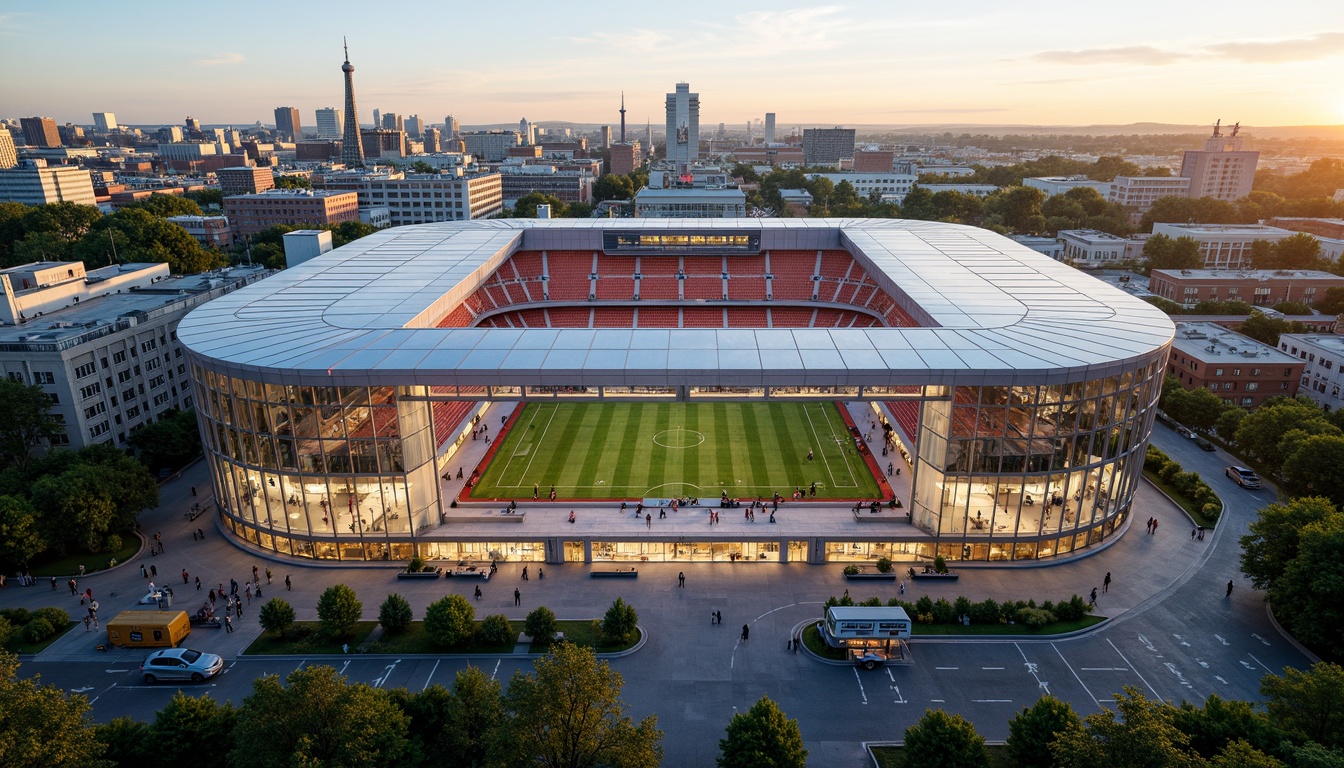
[1149,268,1344,308]
[218,166,275,196]
[223,189,360,236]
[1168,322,1303,409]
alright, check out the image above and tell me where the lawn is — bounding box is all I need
[872,744,1014,768]
[800,614,1105,659]
[4,621,79,654]
[242,621,380,655]
[1143,470,1220,528]
[29,539,143,578]
[470,402,883,501]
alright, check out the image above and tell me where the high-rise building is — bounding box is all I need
[599,126,612,148]
[619,92,626,143]
[92,112,117,132]
[609,141,643,176]
[340,39,366,167]
[20,117,61,148]
[1179,122,1259,203]
[405,115,424,139]
[185,116,201,133]
[0,130,16,169]
[380,113,404,133]
[0,160,96,206]
[802,127,856,167]
[519,118,535,145]
[664,82,700,167]
[460,131,522,162]
[372,109,381,128]
[422,127,442,153]
[444,115,460,137]
[274,107,301,142]
[315,107,343,139]
[765,113,776,144]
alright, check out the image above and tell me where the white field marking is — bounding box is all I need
[1251,633,1271,647]
[339,660,350,675]
[1214,634,1230,646]
[1138,634,1157,653]
[423,660,440,691]
[1240,660,1256,670]
[853,667,868,704]
[491,659,501,680]
[510,404,560,485]
[1051,642,1103,711]
[982,666,1005,670]
[1215,676,1229,685]
[105,669,130,673]
[1080,667,1131,671]
[1197,659,1210,669]
[372,659,400,688]
[1015,643,1051,695]
[1173,634,1190,647]
[935,666,959,670]
[802,404,842,489]
[812,403,861,488]
[224,661,237,674]
[1247,653,1273,673]
[1163,661,1194,690]
[973,699,1013,703]
[1107,638,1163,700]
[71,686,95,693]
[930,699,945,703]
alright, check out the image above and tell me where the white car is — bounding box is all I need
[140,647,224,684]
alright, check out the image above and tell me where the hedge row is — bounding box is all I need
[825,593,1093,628]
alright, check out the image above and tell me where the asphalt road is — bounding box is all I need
[15,424,1313,767]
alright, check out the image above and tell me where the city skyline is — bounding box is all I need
[2,1,1344,129]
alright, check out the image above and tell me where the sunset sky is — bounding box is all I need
[3,0,1343,129]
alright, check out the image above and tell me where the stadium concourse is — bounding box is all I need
[178,218,1174,567]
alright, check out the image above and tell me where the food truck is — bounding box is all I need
[820,606,912,668]
[105,610,191,648]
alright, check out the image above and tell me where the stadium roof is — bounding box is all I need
[178,218,1174,389]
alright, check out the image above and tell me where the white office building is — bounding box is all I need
[633,187,746,217]
[1024,176,1111,197]
[1279,333,1344,412]
[1109,176,1192,219]
[807,172,917,200]
[357,172,503,227]
[1057,229,1136,268]
[0,160,96,206]
[315,107,343,139]
[1150,223,1298,269]
[92,112,117,132]
[664,82,700,167]
[460,131,521,162]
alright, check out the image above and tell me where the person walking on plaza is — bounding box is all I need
[1226,580,1234,597]
[474,585,482,601]
[646,513,652,529]
[265,568,272,584]
[140,564,147,579]
[716,610,722,625]
[68,578,77,595]
[741,624,750,642]
[1089,587,1098,606]
[514,588,521,606]
[245,582,253,604]
[182,568,190,584]
[1103,572,1111,593]
[224,615,234,633]
[522,566,529,581]
[285,574,292,591]
[678,571,685,588]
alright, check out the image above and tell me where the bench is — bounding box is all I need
[591,568,639,578]
[445,568,490,580]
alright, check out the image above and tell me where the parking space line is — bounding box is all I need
[1247,653,1273,674]
[1051,642,1104,711]
[852,668,868,705]
[423,660,440,690]
[934,666,959,670]
[1106,638,1162,700]
[982,666,1004,670]
[1015,643,1051,696]
[973,699,1012,703]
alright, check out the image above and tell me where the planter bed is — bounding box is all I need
[396,569,442,580]
[909,572,959,581]
[843,572,898,581]
[591,568,639,578]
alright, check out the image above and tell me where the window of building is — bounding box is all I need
[1246,382,1259,391]
[113,349,127,364]
[73,362,96,379]
[7,372,23,383]
[89,420,110,438]
[78,383,101,400]
[83,402,106,419]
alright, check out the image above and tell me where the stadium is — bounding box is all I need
[178,218,1174,566]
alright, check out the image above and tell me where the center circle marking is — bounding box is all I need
[653,428,705,449]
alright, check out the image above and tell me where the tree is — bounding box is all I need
[30,469,117,554]
[525,605,558,644]
[274,175,312,189]
[1234,400,1339,471]
[479,614,513,646]
[1268,514,1344,658]
[74,207,224,274]
[1282,435,1344,504]
[593,174,635,202]
[424,594,475,647]
[1051,687,1202,768]
[230,664,410,768]
[1240,496,1338,590]
[21,201,102,243]
[716,696,807,768]
[379,593,413,634]
[329,220,378,247]
[316,584,363,639]
[410,161,437,174]
[1007,694,1083,768]
[513,193,567,219]
[1143,233,1203,274]
[0,379,61,473]
[12,231,74,264]
[258,598,296,638]
[1261,662,1344,749]
[566,202,593,219]
[1210,740,1284,768]
[127,409,202,471]
[1237,312,1307,347]
[902,708,987,768]
[1140,195,1240,231]
[151,690,235,768]
[0,495,46,569]
[984,185,1046,233]
[1314,286,1344,315]
[1168,695,1283,761]
[497,643,662,768]
[0,652,108,768]
[94,717,152,767]
[125,193,203,218]
[601,597,639,645]
[184,188,224,209]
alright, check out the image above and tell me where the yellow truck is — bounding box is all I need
[105,610,191,648]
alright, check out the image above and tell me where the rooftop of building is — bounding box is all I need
[1151,268,1344,281]
[1170,321,1300,363]
[1152,223,1293,236]
[1058,229,1130,243]
[1279,333,1344,353]
[224,188,356,200]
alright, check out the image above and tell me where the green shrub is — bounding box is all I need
[1,608,32,626]
[379,593,413,634]
[525,606,557,643]
[860,597,883,607]
[407,556,426,573]
[953,596,972,619]
[103,533,122,552]
[969,598,1001,625]
[1144,445,1169,471]
[1158,461,1182,482]
[424,594,475,647]
[258,598,296,638]
[1055,595,1091,622]
[478,614,513,646]
[933,555,949,573]
[932,598,957,625]
[315,584,363,639]
[0,616,14,644]
[1017,608,1056,629]
[30,607,69,629]
[22,617,55,642]
[1201,502,1221,522]
[875,557,892,573]
[842,564,859,575]
[914,595,934,617]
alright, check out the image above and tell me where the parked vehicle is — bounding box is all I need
[140,647,224,684]
[1225,466,1261,489]
[1195,438,1216,452]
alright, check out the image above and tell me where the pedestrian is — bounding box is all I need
[209,589,216,605]
[646,513,651,529]
[793,635,799,653]
[197,528,204,540]
[265,568,272,584]
[716,610,722,625]
[1192,527,1197,540]
[787,638,793,651]
[899,581,905,595]
[1089,587,1098,606]
[78,564,85,576]
[182,568,189,584]
[1226,580,1234,597]
[89,598,99,616]
[224,615,234,633]
[255,583,262,599]
[91,614,97,630]
[285,574,292,591]
[1198,527,1205,541]
[887,462,894,476]
[193,531,198,541]
[149,564,157,578]
[807,449,814,461]
[235,601,243,618]
[1152,519,1159,534]
[191,486,197,497]
[514,588,521,606]
[230,579,238,595]
[474,585,482,601]
[252,565,259,582]
[68,578,77,595]
[245,583,253,603]
[741,624,750,642]
[140,564,147,579]
[51,576,57,591]
[1146,516,1154,533]
[522,566,529,581]
[195,576,201,591]
[678,571,685,587]
[538,567,543,580]
[1103,572,1111,593]
[83,616,91,632]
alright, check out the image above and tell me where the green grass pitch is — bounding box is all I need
[469,402,884,501]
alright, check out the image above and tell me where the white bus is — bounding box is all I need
[820,606,912,668]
